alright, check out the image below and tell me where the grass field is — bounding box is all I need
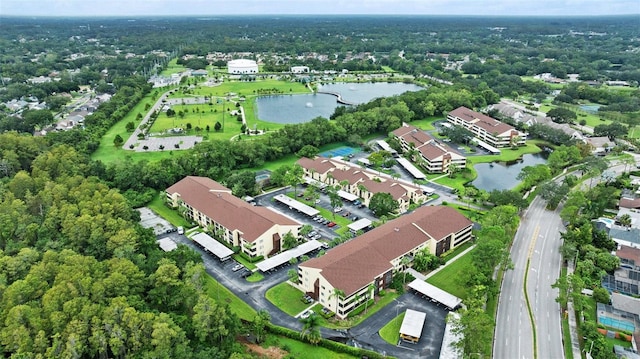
[265,282,310,317]
[538,103,610,128]
[167,79,310,99]
[264,335,357,359]
[246,272,264,282]
[147,192,191,227]
[379,313,405,345]
[426,251,473,299]
[322,292,399,329]
[160,59,187,76]
[204,274,256,322]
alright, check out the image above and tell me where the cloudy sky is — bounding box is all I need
[1,0,638,17]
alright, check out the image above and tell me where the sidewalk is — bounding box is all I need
[566,261,582,359]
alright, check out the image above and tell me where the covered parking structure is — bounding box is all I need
[157,237,177,252]
[408,279,462,310]
[376,140,399,157]
[348,218,372,233]
[256,240,323,272]
[471,138,501,154]
[192,232,234,261]
[399,309,427,343]
[273,194,320,217]
[303,176,327,189]
[396,157,426,180]
[337,190,358,202]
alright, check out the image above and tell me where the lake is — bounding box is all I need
[471,153,548,192]
[255,82,423,124]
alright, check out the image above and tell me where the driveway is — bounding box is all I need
[348,292,449,359]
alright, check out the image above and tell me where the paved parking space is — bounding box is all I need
[138,207,175,235]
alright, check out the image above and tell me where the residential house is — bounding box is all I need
[603,245,640,297]
[391,123,466,174]
[166,176,300,259]
[297,157,428,213]
[447,106,527,148]
[586,136,616,156]
[296,205,473,319]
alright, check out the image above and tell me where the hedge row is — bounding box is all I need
[265,323,392,359]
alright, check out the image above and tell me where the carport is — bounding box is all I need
[337,190,358,202]
[471,138,501,154]
[157,237,177,252]
[348,218,372,233]
[399,309,427,343]
[396,157,426,180]
[303,176,327,189]
[408,279,462,310]
[192,232,234,261]
[273,194,320,217]
[256,240,323,272]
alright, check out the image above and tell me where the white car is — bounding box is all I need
[300,309,314,319]
[333,207,343,213]
[177,226,184,235]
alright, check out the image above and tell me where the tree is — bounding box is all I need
[618,213,632,227]
[300,313,322,344]
[282,231,298,250]
[166,108,176,117]
[297,144,320,158]
[326,185,342,219]
[287,269,299,283]
[547,107,577,124]
[539,182,570,209]
[113,134,124,147]
[253,310,271,344]
[214,121,222,131]
[368,192,399,217]
[126,121,135,131]
[284,164,304,197]
[329,288,345,316]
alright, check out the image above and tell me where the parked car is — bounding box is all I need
[351,216,359,221]
[177,226,184,235]
[297,193,304,197]
[312,234,322,240]
[327,222,336,227]
[300,309,314,319]
[307,231,318,238]
[342,211,351,217]
[232,264,244,272]
[358,204,365,209]
[315,199,321,204]
[353,200,361,206]
[321,219,329,225]
[334,207,343,213]
[321,307,332,315]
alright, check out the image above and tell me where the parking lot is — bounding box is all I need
[256,187,377,243]
[138,207,175,235]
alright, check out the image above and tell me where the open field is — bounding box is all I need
[147,192,191,227]
[159,59,187,76]
[167,79,310,99]
[204,275,256,322]
[265,282,310,317]
[426,251,473,299]
[263,335,357,359]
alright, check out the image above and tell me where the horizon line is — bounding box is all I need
[1,13,639,18]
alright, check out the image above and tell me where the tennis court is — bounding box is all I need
[320,146,359,158]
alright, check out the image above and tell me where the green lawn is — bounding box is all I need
[91,91,166,163]
[322,292,399,329]
[265,335,357,359]
[160,59,187,76]
[265,282,310,317]
[147,192,191,227]
[409,116,441,131]
[467,141,543,164]
[246,272,264,282]
[426,251,474,299]
[379,313,405,345]
[203,274,256,322]
[167,79,310,99]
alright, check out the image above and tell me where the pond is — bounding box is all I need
[255,82,423,124]
[579,104,601,114]
[471,153,548,192]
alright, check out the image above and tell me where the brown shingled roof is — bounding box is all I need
[449,106,515,135]
[620,197,640,209]
[616,245,640,266]
[301,206,472,296]
[167,176,299,242]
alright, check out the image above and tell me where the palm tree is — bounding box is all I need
[618,214,632,227]
[329,288,345,315]
[401,256,411,284]
[300,313,322,344]
[364,283,376,314]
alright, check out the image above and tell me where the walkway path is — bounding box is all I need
[566,260,583,359]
